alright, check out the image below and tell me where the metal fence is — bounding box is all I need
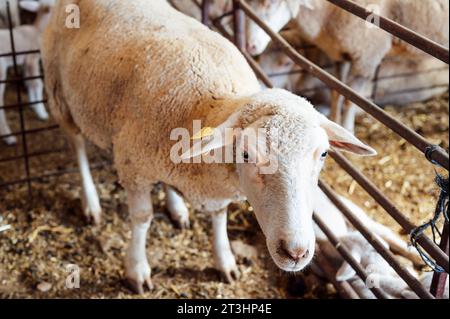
[198,0,449,299]
[0,0,448,299]
[0,2,109,197]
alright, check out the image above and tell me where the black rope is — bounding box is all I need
[410,174,449,273]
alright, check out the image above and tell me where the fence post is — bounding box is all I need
[233,0,246,51]
[201,0,211,26]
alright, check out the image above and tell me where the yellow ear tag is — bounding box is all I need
[192,127,215,140]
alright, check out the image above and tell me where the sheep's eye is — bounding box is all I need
[321,151,328,159]
[243,151,250,163]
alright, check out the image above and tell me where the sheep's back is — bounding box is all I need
[42,0,259,149]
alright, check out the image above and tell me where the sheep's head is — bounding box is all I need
[245,0,314,55]
[182,89,376,272]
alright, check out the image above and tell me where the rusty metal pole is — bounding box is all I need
[233,0,246,51]
[430,222,449,298]
[201,0,211,26]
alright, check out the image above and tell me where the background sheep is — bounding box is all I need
[258,31,449,109]
[0,0,51,145]
[42,0,376,293]
[244,0,449,132]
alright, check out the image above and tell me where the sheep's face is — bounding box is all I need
[182,89,376,272]
[245,0,313,55]
[235,115,328,272]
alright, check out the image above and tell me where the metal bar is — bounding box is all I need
[430,222,449,298]
[313,251,361,299]
[319,180,435,299]
[6,2,32,199]
[237,0,449,170]
[330,151,450,273]
[314,212,389,299]
[0,74,44,84]
[326,0,449,64]
[0,125,59,139]
[0,162,109,189]
[0,147,68,164]
[201,0,211,26]
[1,99,48,111]
[0,49,40,58]
[233,0,246,51]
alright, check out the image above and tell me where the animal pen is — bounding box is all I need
[0,0,448,299]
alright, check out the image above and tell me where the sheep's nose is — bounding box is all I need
[278,240,309,263]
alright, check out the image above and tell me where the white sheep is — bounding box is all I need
[312,188,426,299]
[244,0,449,132]
[0,0,21,28]
[42,0,376,293]
[0,0,50,145]
[259,35,449,108]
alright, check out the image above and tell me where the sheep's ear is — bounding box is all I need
[336,250,361,282]
[19,1,41,12]
[180,112,241,160]
[319,114,377,156]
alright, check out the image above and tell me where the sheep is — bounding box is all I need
[244,0,449,132]
[312,188,426,299]
[0,0,50,145]
[0,0,21,28]
[42,0,376,293]
[259,36,449,109]
[312,185,443,299]
[336,232,417,299]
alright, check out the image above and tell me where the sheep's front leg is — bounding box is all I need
[211,209,240,283]
[125,188,154,294]
[165,185,190,229]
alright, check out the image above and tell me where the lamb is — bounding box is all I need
[0,0,20,28]
[42,0,376,293]
[312,189,424,299]
[0,0,50,145]
[244,0,449,132]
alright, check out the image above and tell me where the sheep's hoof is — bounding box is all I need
[220,265,241,284]
[126,277,154,295]
[173,216,190,229]
[3,135,17,146]
[168,207,190,229]
[83,206,102,225]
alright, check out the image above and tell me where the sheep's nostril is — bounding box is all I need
[278,240,309,263]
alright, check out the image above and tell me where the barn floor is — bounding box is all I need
[0,83,448,298]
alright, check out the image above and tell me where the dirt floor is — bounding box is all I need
[0,79,448,298]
